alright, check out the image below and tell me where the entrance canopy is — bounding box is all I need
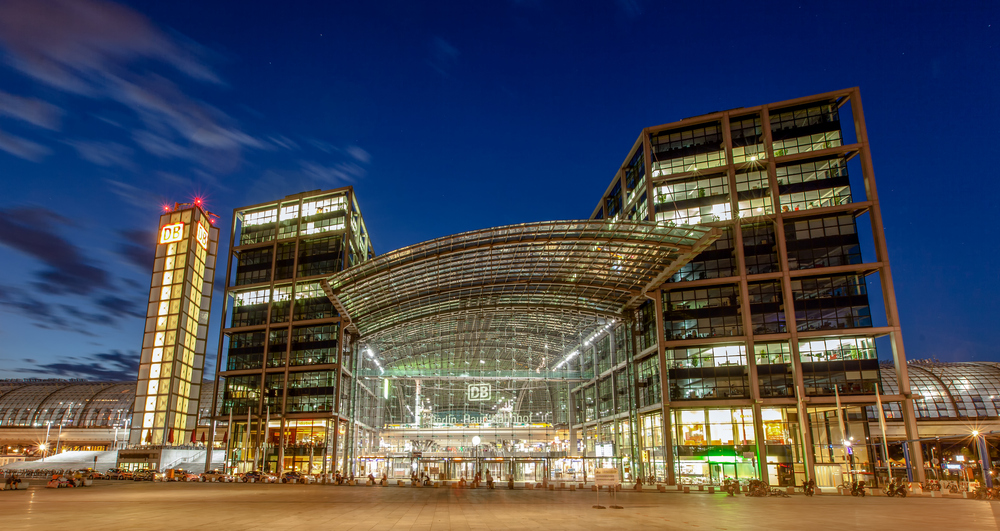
[324,220,719,381]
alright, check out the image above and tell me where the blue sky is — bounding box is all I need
[0,0,997,380]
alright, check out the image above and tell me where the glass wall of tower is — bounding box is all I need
[215,188,372,473]
[577,89,907,487]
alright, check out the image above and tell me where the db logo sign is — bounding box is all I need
[468,383,491,401]
[159,222,184,244]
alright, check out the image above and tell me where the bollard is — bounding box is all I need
[707,486,714,494]
[570,484,576,491]
[683,486,690,493]
[657,484,666,493]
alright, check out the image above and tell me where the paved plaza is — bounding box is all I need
[1,481,998,530]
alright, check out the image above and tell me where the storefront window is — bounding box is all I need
[674,408,760,486]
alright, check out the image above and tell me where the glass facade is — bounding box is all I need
[216,188,372,474]
[174,90,922,487]
[568,88,918,487]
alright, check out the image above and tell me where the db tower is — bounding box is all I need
[129,201,220,446]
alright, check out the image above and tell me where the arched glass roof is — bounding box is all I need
[878,362,1000,420]
[0,380,219,428]
[325,220,720,378]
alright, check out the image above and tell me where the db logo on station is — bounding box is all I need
[159,222,185,244]
[467,383,491,401]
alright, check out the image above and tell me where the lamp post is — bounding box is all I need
[972,430,993,489]
[42,420,52,462]
[472,435,481,480]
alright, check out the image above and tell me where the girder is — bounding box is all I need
[326,220,718,373]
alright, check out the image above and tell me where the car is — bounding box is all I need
[166,469,199,482]
[240,471,276,483]
[200,469,235,483]
[280,471,314,484]
[105,468,127,480]
[132,469,156,481]
[78,469,104,480]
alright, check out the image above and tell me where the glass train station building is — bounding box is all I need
[200,88,942,488]
[2,88,997,487]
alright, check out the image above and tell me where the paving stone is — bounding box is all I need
[0,480,997,530]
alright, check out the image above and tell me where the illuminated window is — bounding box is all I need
[243,208,277,226]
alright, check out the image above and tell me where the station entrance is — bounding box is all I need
[322,221,720,484]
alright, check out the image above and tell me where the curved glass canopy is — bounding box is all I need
[325,220,721,379]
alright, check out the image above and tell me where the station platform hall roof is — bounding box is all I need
[323,220,720,379]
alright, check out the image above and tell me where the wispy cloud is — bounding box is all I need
[17,349,140,380]
[132,129,191,159]
[300,160,367,185]
[0,128,49,161]
[0,0,219,95]
[346,145,371,164]
[116,229,156,270]
[268,135,299,151]
[104,178,163,209]
[0,0,270,169]
[0,207,111,295]
[65,139,134,168]
[0,89,62,129]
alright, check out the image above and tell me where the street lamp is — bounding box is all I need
[472,436,481,479]
[971,430,992,489]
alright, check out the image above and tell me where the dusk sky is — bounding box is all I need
[0,0,996,381]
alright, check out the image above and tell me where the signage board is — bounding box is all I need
[594,468,620,486]
[595,442,614,457]
[196,223,209,250]
[159,222,184,244]
[468,382,491,401]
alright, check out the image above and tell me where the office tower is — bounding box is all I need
[582,87,923,484]
[212,188,373,473]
